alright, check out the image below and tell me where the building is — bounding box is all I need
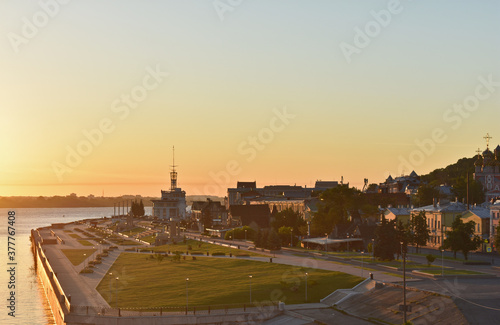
[152,147,187,220]
[191,199,228,227]
[473,134,500,201]
[378,171,420,194]
[411,200,467,248]
[227,180,338,211]
[490,200,500,250]
[461,206,490,251]
[228,205,270,229]
[384,206,411,225]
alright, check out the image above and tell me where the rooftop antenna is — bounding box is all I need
[170,146,178,191]
[484,133,492,149]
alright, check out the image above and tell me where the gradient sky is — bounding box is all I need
[1,0,499,197]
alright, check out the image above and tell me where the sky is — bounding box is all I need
[1,0,499,197]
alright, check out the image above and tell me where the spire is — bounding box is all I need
[170,146,178,191]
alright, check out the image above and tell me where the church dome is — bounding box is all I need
[483,148,494,158]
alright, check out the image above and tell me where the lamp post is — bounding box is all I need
[371,239,375,260]
[249,275,252,304]
[245,229,247,241]
[325,233,328,252]
[361,251,365,277]
[290,229,293,247]
[115,277,119,308]
[440,247,444,277]
[305,273,308,302]
[186,278,189,311]
[83,253,87,269]
[401,241,407,324]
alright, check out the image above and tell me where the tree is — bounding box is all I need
[443,216,481,260]
[453,177,484,205]
[267,229,282,250]
[271,208,306,236]
[278,226,293,247]
[408,211,430,254]
[426,254,436,266]
[396,220,411,259]
[312,185,362,236]
[414,185,440,207]
[131,199,145,217]
[374,216,398,261]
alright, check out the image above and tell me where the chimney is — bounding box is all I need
[433,198,437,208]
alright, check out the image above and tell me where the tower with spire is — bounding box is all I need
[152,146,187,220]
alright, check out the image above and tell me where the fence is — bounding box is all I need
[70,302,279,317]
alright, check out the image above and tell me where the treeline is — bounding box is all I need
[0,196,156,208]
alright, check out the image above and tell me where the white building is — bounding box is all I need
[152,147,186,220]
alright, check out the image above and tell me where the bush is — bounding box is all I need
[212,252,225,256]
[426,254,436,266]
[190,251,203,255]
[187,245,192,250]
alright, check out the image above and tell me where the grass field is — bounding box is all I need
[410,253,484,264]
[61,249,97,265]
[78,240,94,246]
[97,253,363,308]
[69,233,83,239]
[147,239,265,257]
[120,227,146,237]
[140,235,156,244]
[418,269,486,276]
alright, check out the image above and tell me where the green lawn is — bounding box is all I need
[61,249,97,265]
[140,235,156,244]
[147,239,265,257]
[120,227,146,237]
[64,230,72,233]
[78,240,94,246]
[410,253,484,264]
[418,269,486,276]
[69,233,83,239]
[97,253,363,308]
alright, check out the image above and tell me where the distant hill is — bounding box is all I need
[420,157,476,186]
[0,194,225,209]
[417,156,484,204]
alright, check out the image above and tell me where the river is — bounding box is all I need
[0,207,152,325]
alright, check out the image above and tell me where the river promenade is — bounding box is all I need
[34,219,500,324]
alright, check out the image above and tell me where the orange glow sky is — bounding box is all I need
[1,1,499,197]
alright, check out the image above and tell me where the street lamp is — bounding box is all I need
[361,251,365,277]
[305,273,308,302]
[83,253,87,269]
[115,277,119,308]
[249,275,252,304]
[401,241,407,324]
[440,246,444,277]
[245,229,247,241]
[186,278,189,311]
[325,233,328,252]
[290,229,293,247]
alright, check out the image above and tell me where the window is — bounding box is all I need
[438,220,440,229]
